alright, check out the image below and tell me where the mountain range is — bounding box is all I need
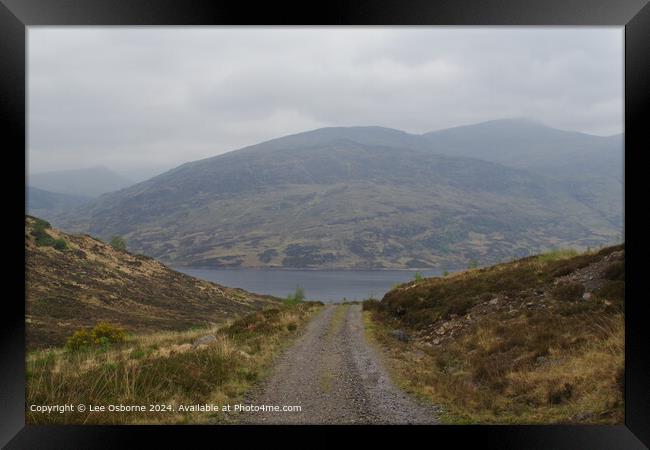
[26,186,93,218]
[28,166,134,198]
[50,119,623,269]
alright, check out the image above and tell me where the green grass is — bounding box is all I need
[29,217,68,250]
[26,303,322,424]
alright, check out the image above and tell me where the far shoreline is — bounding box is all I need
[170,265,454,273]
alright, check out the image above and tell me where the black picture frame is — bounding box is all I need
[1,0,648,447]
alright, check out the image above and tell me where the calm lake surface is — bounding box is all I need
[174,268,444,303]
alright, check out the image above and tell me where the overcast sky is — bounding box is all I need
[28,27,623,178]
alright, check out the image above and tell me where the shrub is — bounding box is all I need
[34,233,55,247]
[52,238,68,251]
[65,329,94,351]
[227,312,266,335]
[31,218,55,246]
[549,255,594,278]
[603,261,624,281]
[598,280,625,303]
[110,236,127,251]
[65,322,126,352]
[551,266,574,278]
[413,272,424,282]
[557,300,600,317]
[32,217,51,232]
[91,322,126,345]
[284,287,305,306]
[552,281,585,302]
[616,368,625,394]
[446,297,474,317]
[467,260,479,269]
[547,382,573,405]
[362,299,383,312]
[30,218,68,250]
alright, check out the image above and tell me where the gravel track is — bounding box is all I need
[239,304,439,424]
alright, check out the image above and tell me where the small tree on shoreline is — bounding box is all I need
[284,287,305,305]
[110,236,127,251]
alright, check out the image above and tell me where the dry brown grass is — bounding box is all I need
[25,215,279,349]
[366,310,623,424]
[26,303,321,424]
[364,245,625,424]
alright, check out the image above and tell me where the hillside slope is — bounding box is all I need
[423,118,622,179]
[25,216,278,349]
[53,121,623,269]
[423,118,623,227]
[364,244,624,424]
[29,166,134,198]
[27,186,93,219]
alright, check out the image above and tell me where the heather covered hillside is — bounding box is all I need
[363,245,625,424]
[25,216,278,349]
[53,121,622,269]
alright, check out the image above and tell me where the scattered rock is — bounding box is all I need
[172,343,192,353]
[582,292,592,300]
[573,411,594,421]
[157,343,193,357]
[412,349,426,359]
[433,338,441,345]
[391,329,410,342]
[488,298,499,306]
[605,251,623,262]
[193,334,217,348]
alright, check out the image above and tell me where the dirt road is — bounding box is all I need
[238,304,439,424]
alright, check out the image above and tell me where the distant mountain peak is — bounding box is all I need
[423,117,556,136]
[28,166,134,198]
[52,118,622,270]
[260,125,412,143]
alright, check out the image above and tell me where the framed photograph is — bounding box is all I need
[2,0,648,447]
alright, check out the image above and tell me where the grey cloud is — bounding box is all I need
[28,27,622,175]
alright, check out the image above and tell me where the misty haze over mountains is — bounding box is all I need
[37,118,623,270]
[26,165,174,214]
[28,166,134,198]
